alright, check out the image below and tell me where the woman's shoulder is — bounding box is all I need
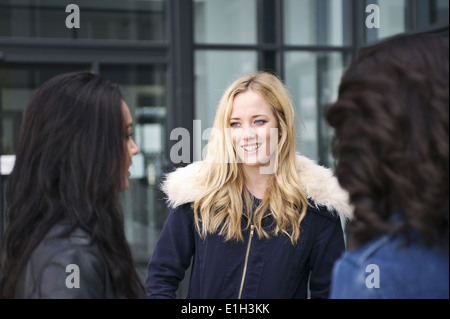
[335,232,449,277]
[306,200,343,223]
[170,202,195,215]
[332,233,449,298]
[160,155,354,221]
[31,223,105,268]
[17,223,113,298]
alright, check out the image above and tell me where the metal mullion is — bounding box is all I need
[407,0,417,31]
[194,43,279,51]
[168,0,194,165]
[0,37,169,65]
[277,0,285,80]
[351,0,365,58]
[284,45,353,52]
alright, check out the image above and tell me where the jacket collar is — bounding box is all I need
[160,153,353,220]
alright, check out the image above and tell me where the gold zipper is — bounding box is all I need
[238,224,255,299]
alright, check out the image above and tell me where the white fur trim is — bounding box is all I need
[160,154,353,220]
[160,160,204,209]
[295,155,353,219]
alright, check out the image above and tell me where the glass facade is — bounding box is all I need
[0,0,166,41]
[284,0,351,46]
[365,0,449,43]
[0,0,448,289]
[194,0,257,44]
[193,0,353,165]
[285,51,351,163]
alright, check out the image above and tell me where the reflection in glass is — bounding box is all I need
[364,0,449,43]
[284,0,350,46]
[365,0,406,43]
[194,0,257,44]
[285,51,349,165]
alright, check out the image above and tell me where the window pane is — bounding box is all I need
[435,0,450,24]
[284,0,351,46]
[0,0,166,41]
[194,50,257,159]
[415,0,449,30]
[194,0,257,44]
[365,0,406,43]
[285,51,350,165]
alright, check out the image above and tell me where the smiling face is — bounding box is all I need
[122,100,139,191]
[229,89,279,170]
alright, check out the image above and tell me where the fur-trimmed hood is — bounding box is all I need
[160,154,353,220]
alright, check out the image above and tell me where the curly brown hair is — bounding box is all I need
[326,33,449,250]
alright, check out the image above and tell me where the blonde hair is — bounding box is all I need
[193,72,309,244]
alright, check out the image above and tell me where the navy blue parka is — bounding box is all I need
[145,154,352,299]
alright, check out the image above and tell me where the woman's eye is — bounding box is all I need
[255,120,267,125]
[230,122,240,128]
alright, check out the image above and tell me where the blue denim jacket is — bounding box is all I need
[330,232,449,299]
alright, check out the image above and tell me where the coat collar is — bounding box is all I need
[160,154,353,220]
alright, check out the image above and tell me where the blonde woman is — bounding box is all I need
[145,72,352,299]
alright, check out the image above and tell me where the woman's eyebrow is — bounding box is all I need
[230,114,268,120]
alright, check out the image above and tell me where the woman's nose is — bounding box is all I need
[241,126,257,140]
[132,139,139,155]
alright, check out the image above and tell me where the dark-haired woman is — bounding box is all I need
[0,71,145,298]
[326,33,449,299]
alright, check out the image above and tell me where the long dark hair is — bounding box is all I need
[326,33,449,250]
[0,71,144,298]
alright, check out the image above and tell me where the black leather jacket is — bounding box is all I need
[15,223,116,298]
